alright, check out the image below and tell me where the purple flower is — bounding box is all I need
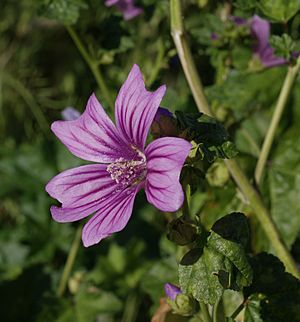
[210,32,219,41]
[250,15,287,68]
[46,65,191,247]
[62,107,81,121]
[105,0,143,20]
[230,16,247,26]
[164,283,182,301]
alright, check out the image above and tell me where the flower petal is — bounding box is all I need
[115,64,166,149]
[251,15,270,55]
[52,93,134,163]
[105,0,143,20]
[259,45,286,67]
[144,137,192,212]
[46,164,120,222]
[61,107,81,121]
[82,188,139,247]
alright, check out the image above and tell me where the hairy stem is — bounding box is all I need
[57,225,82,297]
[170,0,211,116]
[255,59,300,184]
[170,0,300,279]
[66,25,114,111]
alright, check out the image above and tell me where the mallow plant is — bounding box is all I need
[31,0,300,321]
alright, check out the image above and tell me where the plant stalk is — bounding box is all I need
[199,302,212,322]
[65,25,114,111]
[57,225,82,297]
[170,0,211,116]
[255,59,300,184]
[170,0,300,279]
[122,292,140,322]
[213,296,221,322]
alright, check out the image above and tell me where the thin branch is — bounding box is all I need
[66,25,114,111]
[57,225,82,297]
[255,59,300,184]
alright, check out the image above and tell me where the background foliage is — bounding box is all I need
[1,0,300,321]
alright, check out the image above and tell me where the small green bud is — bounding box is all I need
[206,161,230,187]
[167,294,198,316]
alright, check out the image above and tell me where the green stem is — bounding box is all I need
[224,158,300,277]
[199,302,212,322]
[57,225,82,297]
[170,0,211,116]
[122,292,140,322]
[170,0,300,279]
[182,185,191,219]
[255,59,300,184]
[240,128,261,157]
[213,297,221,322]
[65,25,114,111]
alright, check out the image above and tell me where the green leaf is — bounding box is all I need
[269,127,300,248]
[167,216,199,246]
[0,241,29,280]
[244,253,300,322]
[244,294,264,322]
[176,111,238,162]
[38,0,87,25]
[233,0,257,10]
[257,0,300,22]
[208,213,253,288]
[179,246,225,304]
[210,212,250,248]
[75,288,122,321]
[208,234,252,289]
[270,34,296,60]
[140,258,178,303]
[179,213,252,304]
[206,68,285,121]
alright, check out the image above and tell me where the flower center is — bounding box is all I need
[106,149,147,188]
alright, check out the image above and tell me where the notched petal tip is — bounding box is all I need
[50,205,65,223]
[115,64,167,149]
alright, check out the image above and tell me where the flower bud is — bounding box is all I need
[167,217,198,246]
[206,160,230,187]
[151,107,178,139]
[164,283,181,301]
[164,283,197,316]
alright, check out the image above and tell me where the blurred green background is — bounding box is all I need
[1,0,300,321]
